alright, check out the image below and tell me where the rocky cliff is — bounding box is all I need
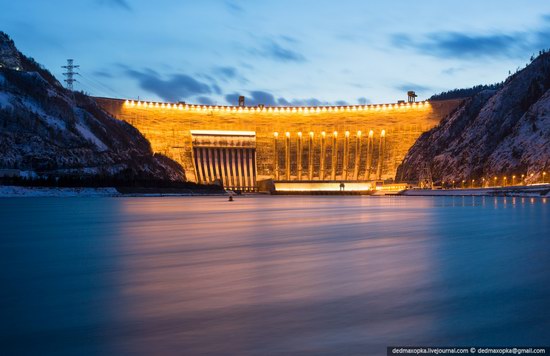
[0,32,185,181]
[397,52,550,184]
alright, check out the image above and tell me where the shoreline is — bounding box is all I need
[399,185,550,198]
[0,185,227,197]
[1,184,549,198]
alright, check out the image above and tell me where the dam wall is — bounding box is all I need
[96,97,462,190]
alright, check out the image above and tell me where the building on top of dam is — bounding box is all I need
[96,97,463,191]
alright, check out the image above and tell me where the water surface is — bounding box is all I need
[1,196,549,355]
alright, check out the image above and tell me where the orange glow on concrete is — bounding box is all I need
[274,181,373,192]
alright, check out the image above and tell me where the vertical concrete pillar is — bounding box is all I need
[219,148,227,188]
[226,149,233,189]
[193,148,202,184]
[376,129,386,180]
[246,149,253,191]
[213,148,220,183]
[343,131,350,180]
[252,149,257,191]
[366,130,374,180]
[248,148,254,190]
[230,149,237,189]
[308,132,314,180]
[273,132,279,180]
[297,132,303,180]
[207,148,215,183]
[285,132,291,180]
[200,148,209,183]
[331,131,338,181]
[235,148,242,190]
[242,149,248,191]
[320,131,326,180]
[353,131,362,180]
[241,148,249,190]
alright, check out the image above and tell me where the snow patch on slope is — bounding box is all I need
[75,122,108,151]
[0,91,13,109]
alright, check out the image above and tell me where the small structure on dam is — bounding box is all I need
[96,97,462,191]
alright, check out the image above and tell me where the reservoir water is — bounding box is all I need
[1,196,549,355]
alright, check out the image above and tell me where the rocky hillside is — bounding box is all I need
[0,32,185,181]
[397,52,550,184]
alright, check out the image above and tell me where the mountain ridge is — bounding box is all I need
[397,51,550,185]
[0,31,185,182]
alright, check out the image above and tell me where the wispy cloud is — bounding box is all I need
[250,40,306,63]
[226,91,351,107]
[195,96,215,105]
[125,68,212,102]
[226,91,277,106]
[96,0,132,11]
[93,69,113,78]
[394,83,432,94]
[211,66,248,84]
[391,13,550,61]
[214,66,238,80]
[357,97,371,105]
[392,32,528,59]
[224,0,244,14]
[441,67,465,76]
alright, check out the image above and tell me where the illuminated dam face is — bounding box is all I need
[96,98,462,191]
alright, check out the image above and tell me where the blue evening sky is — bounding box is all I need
[2,0,550,105]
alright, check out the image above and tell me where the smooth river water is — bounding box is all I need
[1,196,549,355]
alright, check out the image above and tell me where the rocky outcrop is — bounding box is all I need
[0,32,22,70]
[397,52,550,184]
[0,32,185,181]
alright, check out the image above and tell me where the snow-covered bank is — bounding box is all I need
[0,186,119,197]
[401,185,550,198]
[0,186,228,197]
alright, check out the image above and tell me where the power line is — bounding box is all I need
[61,59,80,91]
[78,71,122,98]
[77,77,112,98]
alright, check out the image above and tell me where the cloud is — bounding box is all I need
[392,32,528,59]
[96,0,131,11]
[125,68,212,102]
[533,27,550,51]
[279,35,299,44]
[442,67,465,76]
[196,96,215,105]
[225,90,354,107]
[277,97,291,106]
[211,66,249,84]
[357,97,371,105]
[251,40,306,62]
[390,14,550,61]
[394,83,432,94]
[289,98,325,106]
[225,91,277,106]
[214,66,238,80]
[93,69,113,78]
[225,0,244,13]
[211,83,223,95]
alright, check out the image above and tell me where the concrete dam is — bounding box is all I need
[96,97,462,191]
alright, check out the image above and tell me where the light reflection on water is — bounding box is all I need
[0,196,549,355]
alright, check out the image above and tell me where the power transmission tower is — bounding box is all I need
[62,59,79,91]
[418,161,433,189]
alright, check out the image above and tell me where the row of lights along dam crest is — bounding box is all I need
[123,100,430,113]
